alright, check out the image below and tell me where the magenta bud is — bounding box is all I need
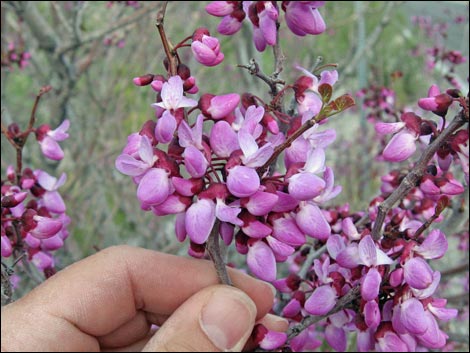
[1,192,27,208]
[133,74,154,86]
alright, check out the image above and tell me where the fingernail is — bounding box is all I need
[200,287,256,351]
[264,313,289,326]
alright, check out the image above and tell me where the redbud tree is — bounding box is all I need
[1,1,469,352]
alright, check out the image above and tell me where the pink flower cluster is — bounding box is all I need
[1,120,71,275]
[1,42,31,71]
[276,205,460,351]
[376,85,468,185]
[118,71,342,284]
[410,15,467,88]
[205,1,327,51]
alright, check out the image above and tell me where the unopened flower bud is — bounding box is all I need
[132,74,154,86]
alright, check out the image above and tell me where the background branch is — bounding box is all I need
[371,110,468,240]
[342,2,398,76]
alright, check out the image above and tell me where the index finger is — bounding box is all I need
[14,245,274,337]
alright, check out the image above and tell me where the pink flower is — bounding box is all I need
[403,257,435,290]
[209,120,239,157]
[206,1,246,35]
[191,28,224,67]
[394,298,428,335]
[252,324,287,350]
[132,73,154,86]
[283,1,326,36]
[361,268,382,301]
[364,300,381,329]
[288,148,326,200]
[379,112,423,162]
[418,84,453,116]
[30,215,63,239]
[36,171,67,214]
[215,199,243,227]
[244,191,279,216]
[238,129,274,167]
[304,285,337,315]
[199,93,240,119]
[151,75,197,112]
[154,110,177,144]
[185,198,216,244]
[325,324,347,352]
[414,229,448,259]
[136,168,170,206]
[36,120,70,161]
[376,330,410,352]
[358,234,394,267]
[382,130,417,162]
[1,235,13,257]
[272,215,306,247]
[226,166,260,198]
[205,1,235,16]
[247,1,279,51]
[31,251,54,270]
[295,202,331,240]
[178,114,204,150]
[183,146,208,178]
[115,135,156,177]
[247,240,277,281]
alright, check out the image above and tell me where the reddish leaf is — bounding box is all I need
[334,94,355,111]
[435,196,449,215]
[318,83,333,103]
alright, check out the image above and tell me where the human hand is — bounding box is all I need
[1,246,287,352]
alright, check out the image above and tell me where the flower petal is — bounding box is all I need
[382,131,417,162]
[185,199,216,244]
[304,285,337,315]
[227,166,260,197]
[247,241,277,282]
[136,168,170,205]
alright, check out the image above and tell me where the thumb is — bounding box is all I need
[142,285,257,352]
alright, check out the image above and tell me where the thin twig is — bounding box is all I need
[298,244,327,279]
[257,111,324,176]
[156,1,177,76]
[371,110,468,240]
[271,20,285,98]
[237,59,285,97]
[0,121,18,148]
[206,220,232,286]
[413,208,444,238]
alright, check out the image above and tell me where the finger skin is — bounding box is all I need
[1,246,274,352]
[142,285,257,352]
[97,311,150,349]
